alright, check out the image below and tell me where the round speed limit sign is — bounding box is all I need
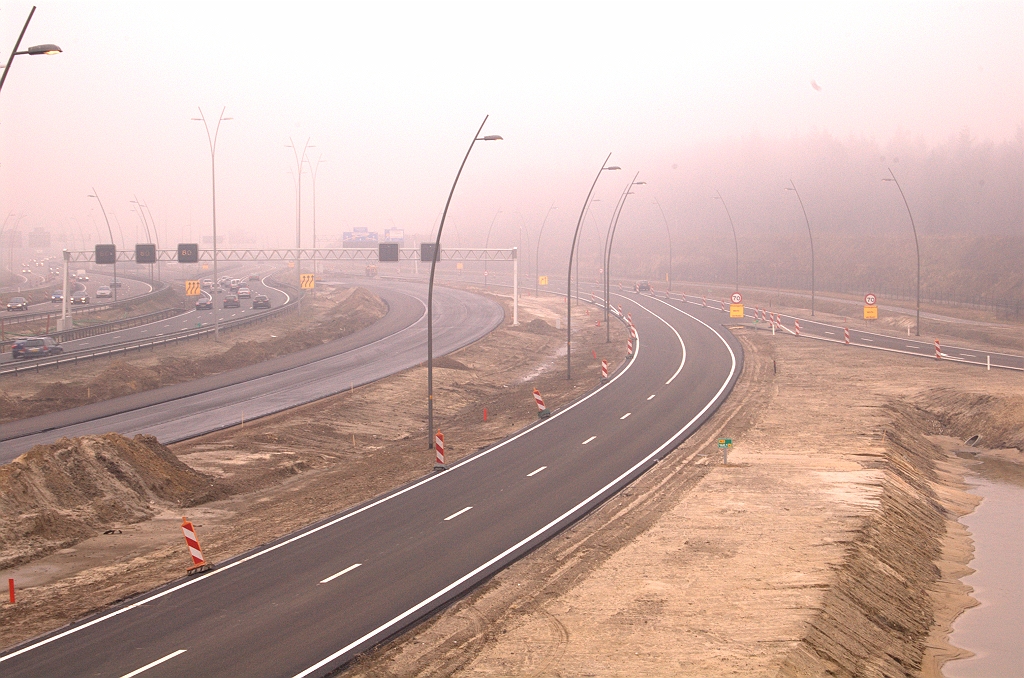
[864,293,877,306]
[731,292,743,304]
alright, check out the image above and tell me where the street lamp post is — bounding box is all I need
[286,138,314,298]
[427,116,502,455]
[883,168,921,336]
[534,203,556,297]
[307,154,325,282]
[193,107,232,340]
[483,210,502,286]
[604,175,644,342]
[0,6,61,98]
[652,196,673,292]
[785,180,815,315]
[88,189,117,302]
[713,190,740,291]
[567,154,619,380]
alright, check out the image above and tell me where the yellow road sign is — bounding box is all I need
[730,303,744,318]
[864,305,878,319]
[538,275,548,286]
[287,261,295,268]
[456,262,463,270]
[185,280,201,296]
[300,273,315,289]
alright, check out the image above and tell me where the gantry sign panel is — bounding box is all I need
[67,247,517,263]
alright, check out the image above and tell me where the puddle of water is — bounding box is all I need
[945,476,1024,678]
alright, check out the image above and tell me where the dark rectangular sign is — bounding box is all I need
[177,243,199,263]
[420,243,438,262]
[95,244,116,264]
[378,242,399,262]
[135,243,157,264]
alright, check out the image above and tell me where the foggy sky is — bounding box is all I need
[1,1,1021,254]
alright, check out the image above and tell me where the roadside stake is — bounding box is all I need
[844,327,850,344]
[8,578,13,604]
[601,359,609,382]
[533,389,551,418]
[181,517,213,575]
[935,339,941,360]
[433,431,446,470]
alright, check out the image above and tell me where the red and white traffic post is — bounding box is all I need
[181,517,212,575]
[844,327,850,344]
[433,430,446,469]
[702,295,707,307]
[720,299,726,312]
[794,319,801,336]
[601,359,609,381]
[533,388,551,418]
[935,339,941,360]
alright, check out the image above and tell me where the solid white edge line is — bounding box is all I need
[582,435,597,445]
[1,289,635,666]
[527,466,547,477]
[610,292,686,385]
[444,506,473,521]
[118,649,187,678]
[290,293,737,678]
[320,563,362,585]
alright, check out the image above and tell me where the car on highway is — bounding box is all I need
[96,285,112,298]
[202,278,214,288]
[111,280,122,288]
[237,287,251,298]
[248,273,259,281]
[6,297,29,311]
[51,290,63,303]
[252,293,271,309]
[70,292,90,305]
[11,336,63,359]
[195,297,214,310]
[634,280,651,293]
[77,273,89,281]
[223,294,240,308]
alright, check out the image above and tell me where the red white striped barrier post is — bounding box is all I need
[626,312,632,324]
[533,388,551,418]
[601,359,609,381]
[627,335,634,357]
[434,430,446,469]
[844,327,850,344]
[794,319,801,336]
[618,282,623,291]
[590,292,594,302]
[181,517,212,575]
[935,339,941,360]
[720,299,726,311]
[702,295,707,307]
[617,304,622,316]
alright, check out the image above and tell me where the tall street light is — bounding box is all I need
[713,190,740,291]
[0,6,61,98]
[883,168,921,336]
[483,210,502,286]
[785,180,815,315]
[604,175,644,342]
[651,196,673,292]
[307,153,325,281]
[193,107,232,340]
[427,115,502,455]
[88,189,117,302]
[567,154,619,380]
[534,203,556,296]
[575,197,601,305]
[287,138,315,294]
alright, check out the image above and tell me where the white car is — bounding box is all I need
[237,287,251,299]
[96,285,112,298]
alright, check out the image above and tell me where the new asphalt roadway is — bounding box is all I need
[0,280,504,463]
[0,290,741,677]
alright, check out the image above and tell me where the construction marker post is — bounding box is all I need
[181,517,213,575]
[627,335,634,358]
[795,319,801,336]
[8,578,14,604]
[601,359,609,382]
[935,339,941,360]
[533,389,551,418]
[433,430,446,470]
[844,327,850,344]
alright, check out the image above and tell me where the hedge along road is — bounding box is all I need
[0,281,504,463]
[0,289,741,678]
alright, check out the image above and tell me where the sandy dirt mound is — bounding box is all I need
[0,434,222,569]
[910,388,1024,452]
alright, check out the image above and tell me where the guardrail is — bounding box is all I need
[0,277,169,331]
[1,282,303,377]
[0,307,187,353]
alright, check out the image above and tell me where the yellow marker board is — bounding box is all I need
[538,275,548,286]
[185,280,201,296]
[864,305,878,319]
[300,273,315,289]
[730,303,744,318]
[287,261,295,268]
[456,262,463,270]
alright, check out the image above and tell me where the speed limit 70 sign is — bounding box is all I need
[864,293,877,305]
[730,292,743,304]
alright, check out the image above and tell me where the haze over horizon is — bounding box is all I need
[1,1,1021,261]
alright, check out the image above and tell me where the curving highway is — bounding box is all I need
[0,289,741,677]
[0,281,504,463]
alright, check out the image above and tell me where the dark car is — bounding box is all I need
[634,280,651,293]
[6,297,29,311]
[223,294,240,308]
[251,293,271,309]
[12,336,63,359]
[51,290,63,303]
[195,297,214,310]
[70,293,90,305]
[248,273,259,281]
